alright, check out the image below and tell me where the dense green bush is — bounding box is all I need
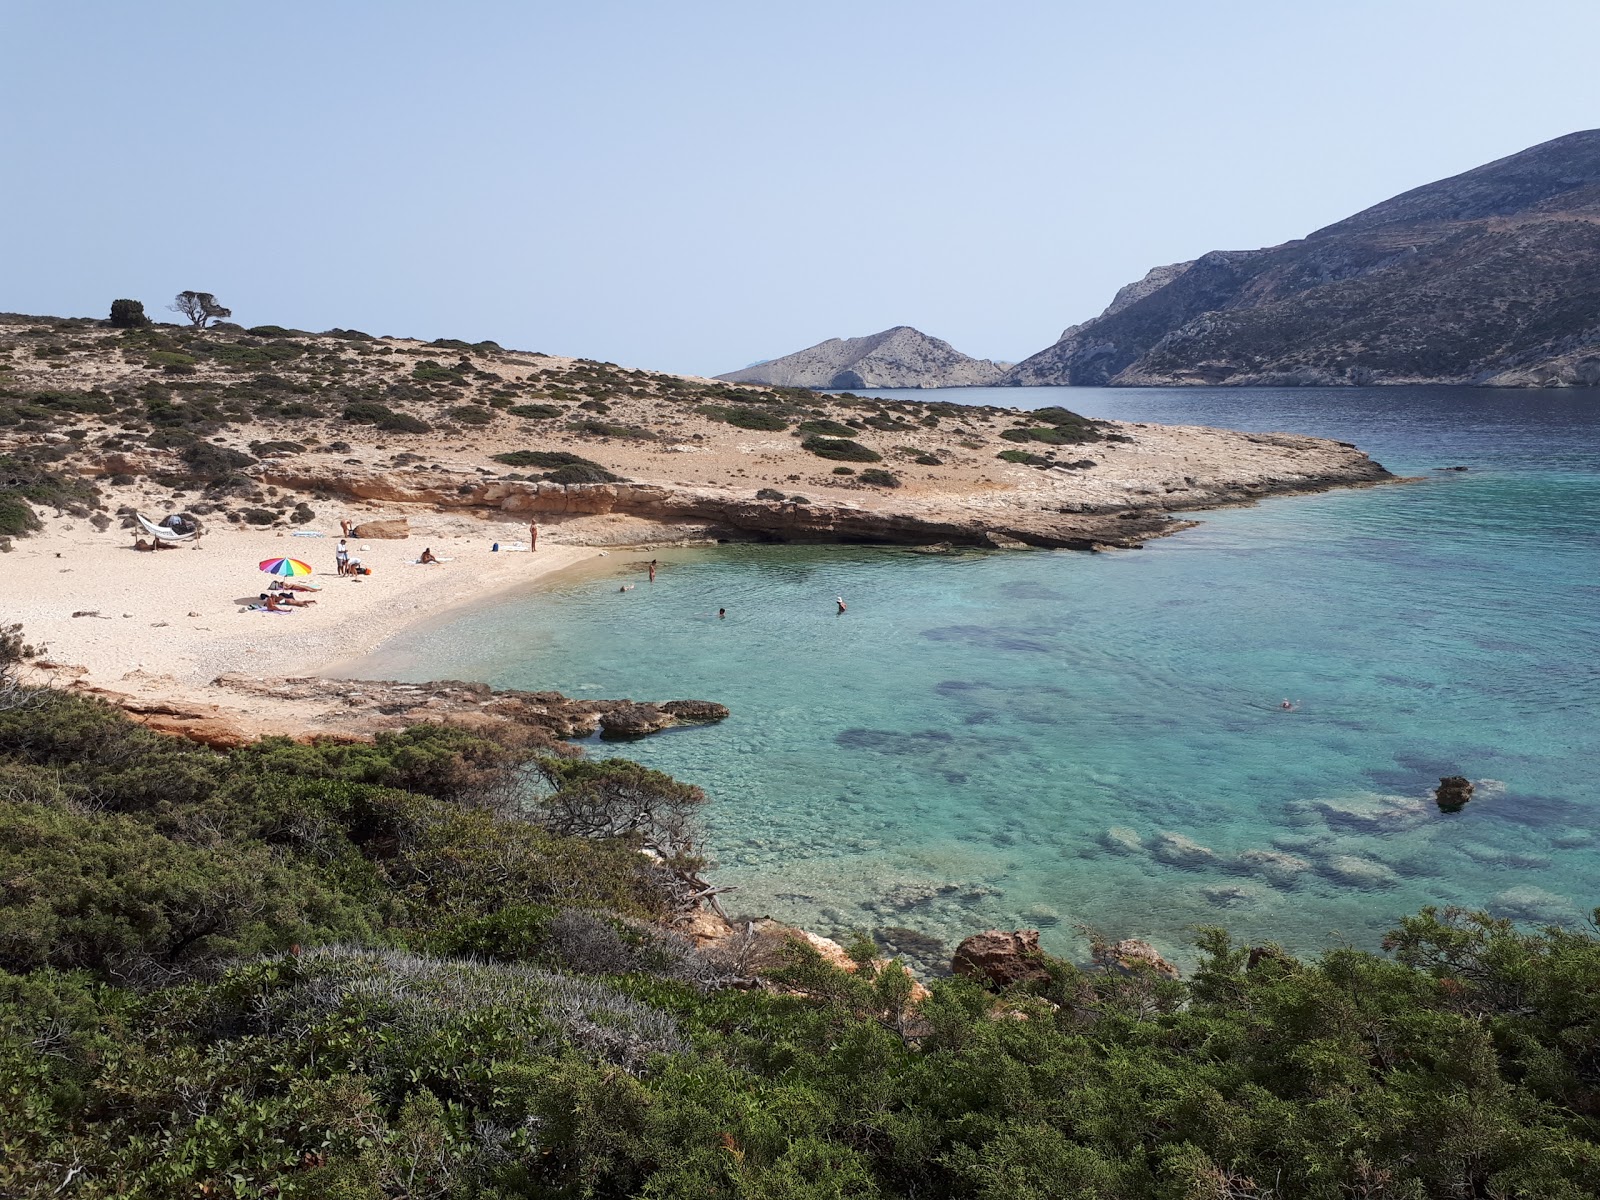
[446,405,494,426]
[507,402,564,419]
[998,447,1051,466]
[698,405,789,431]
[858,468,901,488]
[108,298,150,328]
[797,418,856,437]
[543,462,626,484]
[802,435,881,463]
[492,449,604,470]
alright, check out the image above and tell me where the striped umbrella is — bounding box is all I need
[258,557,313,577]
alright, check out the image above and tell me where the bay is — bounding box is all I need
[348,386,1600,970]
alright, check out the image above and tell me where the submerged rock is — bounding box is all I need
[1320,854,1402,889]
[1435,775,1474,813]
[1099,826,1144,854]
[1151,831,1217,868]
[1235,848,1312,888]
[951,929,1051,990]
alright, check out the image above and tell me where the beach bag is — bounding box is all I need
[492,542,500,552]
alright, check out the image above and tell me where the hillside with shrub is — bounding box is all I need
[0,628,1597,1198]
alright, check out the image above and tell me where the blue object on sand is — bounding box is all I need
[492,542,500,552]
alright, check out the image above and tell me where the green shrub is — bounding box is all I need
[108,299,150,328]
[447,406,494,426]
[241,507,277,525]
[245,325,301,337]
[379,411,430,434]
[0,494,39,537]
[341,401,394,425]
[492,450,603,470]
[802,435,881,463]
[699,405,788,431]
[568,420,656,440]
[998,448,1050,466]
[508,403,564,419]
[543,463,625,484]
[858,468,901,488]
[146,350,198,369]
[797,418,856,437]
[832,466,855,475]
[412,362,463,384]
[914,453,942,466]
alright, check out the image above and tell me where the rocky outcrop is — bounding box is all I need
[1096,938,1180,979]
[76,673,730,748]
[1004,129,1600,387]
[351,517,409,539]
[951,929,1051,989]
[718,326,1010,389]
[1435,775,1474,813]
[263,435,1394,554]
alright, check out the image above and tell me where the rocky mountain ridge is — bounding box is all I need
[717,326,1010,389]
[1003,129,1600,387]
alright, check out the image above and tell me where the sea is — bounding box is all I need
[346,386,1600,970]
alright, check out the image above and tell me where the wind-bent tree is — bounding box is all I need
[168,291,232,330]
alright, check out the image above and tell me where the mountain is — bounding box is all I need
[717,326,1010,389]
[1005,130,1600,387]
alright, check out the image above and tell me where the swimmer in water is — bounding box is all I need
[718,608,726,619]
[836,596,847,613]
[619,584,634,592]
[1280,699,1298,711]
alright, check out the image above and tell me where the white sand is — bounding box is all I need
[4,508,597,730]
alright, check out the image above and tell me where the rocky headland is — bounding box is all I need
[1003,129,1600,387]
[717,325,1010,389]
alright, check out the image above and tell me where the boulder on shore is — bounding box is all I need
[599,703,673,738]
[1435,775,1474,812]
[660,699,730,723]
[351,517,409,539]
[951,929,1051,989]
[1097,938,1180,979]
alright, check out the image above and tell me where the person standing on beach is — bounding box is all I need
[529,522,538,552]
[339,518,352,537]
[335,539,349,576]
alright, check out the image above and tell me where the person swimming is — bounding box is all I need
[718,608,725,619]
[836,596,847,613]
[1280,699,1298,711]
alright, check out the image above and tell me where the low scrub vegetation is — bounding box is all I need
[0,644,1599,1196]
[802,435,882,463]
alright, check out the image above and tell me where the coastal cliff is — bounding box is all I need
[717,326,1010,389]
[1004,129,1600,387]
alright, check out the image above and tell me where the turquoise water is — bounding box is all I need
[352,387,1600,970]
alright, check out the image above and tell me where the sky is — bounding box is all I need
[5,0,1599,376]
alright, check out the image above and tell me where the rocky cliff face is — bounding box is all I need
[718,326,1010,389]
[1004,130,1600,387]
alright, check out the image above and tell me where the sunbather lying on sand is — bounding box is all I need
[258,593,293,612]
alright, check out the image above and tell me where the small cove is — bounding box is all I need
[346,386,1600,970]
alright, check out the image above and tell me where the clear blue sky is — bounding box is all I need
[6,1,1598,375]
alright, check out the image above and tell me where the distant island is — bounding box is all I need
[737,130,1600,389]
[717,326,1011,389]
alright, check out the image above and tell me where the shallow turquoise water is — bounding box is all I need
[353,387,1600,969]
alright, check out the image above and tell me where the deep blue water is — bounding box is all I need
[350,387,1600,969]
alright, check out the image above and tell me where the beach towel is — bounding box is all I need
[290,530,327,538]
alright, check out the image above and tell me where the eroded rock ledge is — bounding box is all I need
[261,437,1394,551]
[74,673,728,749]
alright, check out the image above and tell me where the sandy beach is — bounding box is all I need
[3,505,613,739]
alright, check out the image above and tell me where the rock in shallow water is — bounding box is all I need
[1435,775,1474,813]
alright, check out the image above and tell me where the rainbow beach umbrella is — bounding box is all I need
[259,557,313,577]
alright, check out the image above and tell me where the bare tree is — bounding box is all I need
[0,623,42,712]
[168,291,232,330]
